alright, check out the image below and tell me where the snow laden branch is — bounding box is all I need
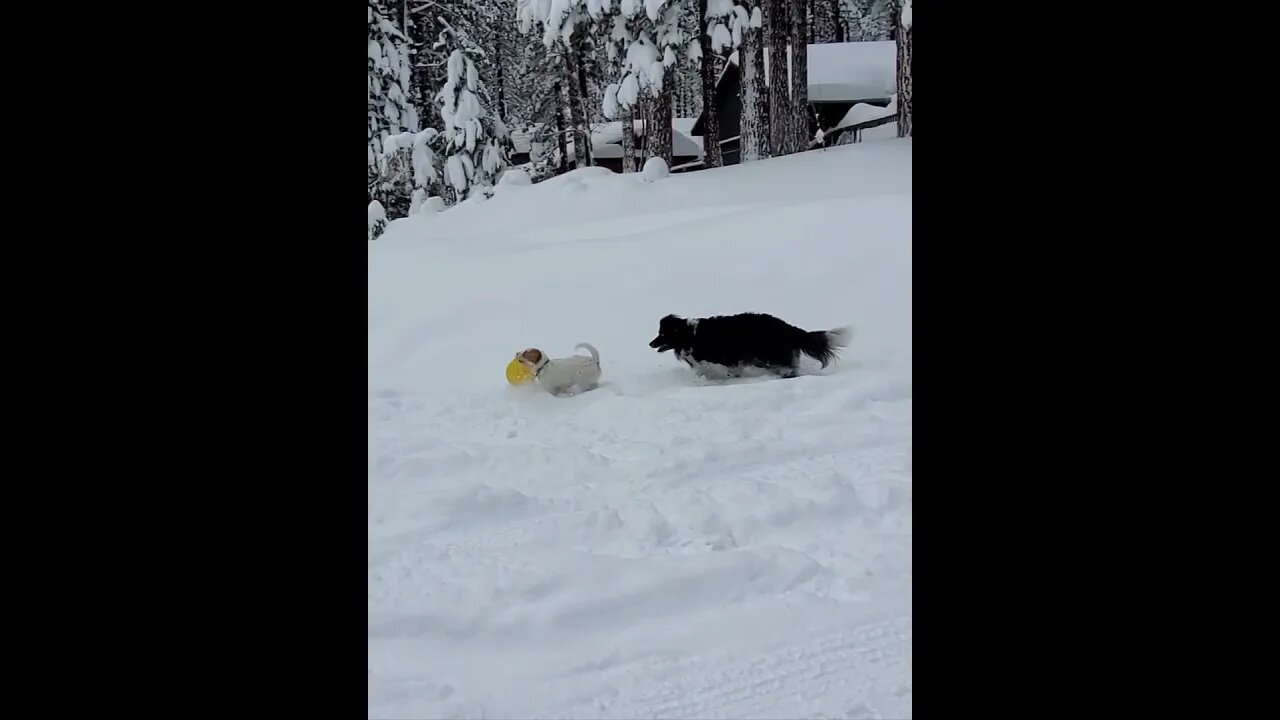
[517,0,602,169]
[433,18,510,202]
[599,0,684,119]
[704,0,758,56]
[380,129,443,215]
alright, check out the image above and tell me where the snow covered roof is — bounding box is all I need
[590,120,702,158]
[510,120,702,161]
[725,41,897,103]
[834,96,897,131]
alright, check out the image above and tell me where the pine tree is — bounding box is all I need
[648,1,685,166]
[470,1,521,126]
[406,3,448,134]
[433,19,512,202]
[599,1,682,166]
[518,1,601,168]
[706,2,765,162]
[600,2,641,172]
[675,2,704,120]
[896,0,910,137]
[369,0,420,218]
[813,0,839,43]
[841,0,893,42]
[380,127,445,213]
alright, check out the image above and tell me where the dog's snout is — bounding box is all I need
[649,336,662,348]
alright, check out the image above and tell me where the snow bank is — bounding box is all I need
[640,156,669,181]
[498,168,532,186]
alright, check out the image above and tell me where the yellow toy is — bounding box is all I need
[506,356,535,385]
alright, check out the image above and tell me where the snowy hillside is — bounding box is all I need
[369,138,912,719]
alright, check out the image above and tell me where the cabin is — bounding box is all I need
[690,41,897,164]
[589,120,703,173]
[507,120,703,173]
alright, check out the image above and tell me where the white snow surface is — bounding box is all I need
[369,139,913,719]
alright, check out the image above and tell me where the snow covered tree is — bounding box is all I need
[896,0,910,137]
[600,3,642,172]
[379,128,445,216]
[518,1,601,168]
[673,2,704,120]
[840,0,894,42]
[710,1,768,162]
[598,1,684,166]
[433,20,512,202]
[813,0,839,43]
[697,0,723,168]
[369,200,388,241]
[407,1,523,141]
[369,0,420,218]
[471,1,521,126]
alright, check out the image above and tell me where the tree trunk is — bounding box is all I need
[896,1,911,138]
[767,0,790,156]
[790,0,808,153]
[813,0,839,44]
[741,1,770,162]
[496,31,507,123]
[389,0,406,34]
[635,94,646,160]
[698,0,723,168]
[577,41,593,127]
[652,69,674,166]
[622,106,636,173]
[565,51,592,168]
[553,80,569,173]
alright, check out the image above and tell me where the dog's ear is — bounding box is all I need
[518,348,543,364]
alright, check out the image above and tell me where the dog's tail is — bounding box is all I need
[800,326,853,368]
[575,342,601,366]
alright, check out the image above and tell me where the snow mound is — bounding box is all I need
[499,168,532,186]
[640,156,669,182]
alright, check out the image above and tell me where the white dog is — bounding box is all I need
[514,343,602,396]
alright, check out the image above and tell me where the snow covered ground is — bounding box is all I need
[369,137,912,719]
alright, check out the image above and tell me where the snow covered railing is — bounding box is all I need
[821,113,897,147]
[669,159,705,174]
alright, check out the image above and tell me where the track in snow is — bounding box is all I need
[545,615,912,720]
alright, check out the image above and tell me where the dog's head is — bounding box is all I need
[649,314,694,353]
[515,348,547,370]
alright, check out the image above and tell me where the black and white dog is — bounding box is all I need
[649,312,852,379]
